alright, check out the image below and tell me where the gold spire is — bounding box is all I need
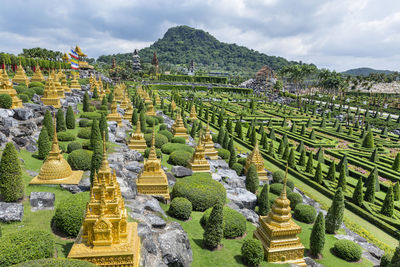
[99,134,110,172]
[244,139,268,180]
[51,113,60,153]
[148,130,157,160]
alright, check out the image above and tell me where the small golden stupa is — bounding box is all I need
[0,69,23,109]
[89,75,97,92]
[106,99,122,126]
[97,76,103,92]
[105,83,110,94]
[145,102,156,116]
[137,86,145,98]
[123,100,134,121]
[61,73,71,93]
[128,120,147,153]
[172,111,189,141]
[189,133,210,173]
[69,72,81,90]
[41,77,61,108]
[30,65,45,82]
[136,131,170,201]
[144,91,152,105]
[254,165,306,266]
[202,123,218,160]
[155,94,161,106]
[12,62,29,86]
[171,99,177,111]
[114,83,124,102]
[244,140,268,180]
[189,105,197,120]
[30,118,83,184]
[120,90,129,109]
[68,136,140,267]
[51,70,65,98]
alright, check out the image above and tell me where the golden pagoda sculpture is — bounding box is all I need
[0,69,23,109]
[254,165,306,267]
[189,133,210,173]
[114,83,124,102]
[123,100,134,121]
[128,120,147,153]
[189,105,197,120]
[155,94,161,106]
[30,117,83,184]
[144,91,152,105]
[30,65,45,82]
[136,131,170,201]
[12,62,29,86]
[89,75,96,92]
[146,102,156,116]
[98,77,103,92]
[70,72,81,90]
[68,136,140,267]
[120,90,129,109]
[51,69,65,98]
[171,99,177,111]
[107,99,122,126]
[105,83,110,94]
[62,52,69,62]
[244,140,268,180]
[172,111,189,141]
[41,77,61,108]
[61,72,71,93]
[202,123,218,160]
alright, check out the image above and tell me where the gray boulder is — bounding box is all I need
[13,108,34,120]
[0,202,24,222]
[30,192,55,211]
[226,188,257,209]
[171,166,193,178]
[144,198,167,217]
[145,213,166,228]
[125,161,143,173]
[124,149,144,162]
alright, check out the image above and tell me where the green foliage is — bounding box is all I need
[394,182,400,201]
[38,126,51,159]
[99,113,108,141]
[171,174,226,211]
[245,164,259,193]
[77,127,91,139]
[171,136,186,144]
[203,203,223,249]
[392,153,400,171]
[241,239,264,267]
[159,129,174,141]
[298,149,306,167]
[80,112,102,120]
[79,119,92,127]
[14,258,97,267]
[364,170,376,203]
[381,185,394,217]
[56,109,66,132]
[352,177,364,207]
[231,162,243,176]
[313,162,323,184]
[66,106,75,129]
[293,204,316,223]
[0,229,54,266]
[161,143,194,154]
[83,92,90,112]
[57,131,76,141]
[306,151,314,174]
[325,187,344,234]
[310,212,325,256]
[67,141,82,153]
[217,148,230,160]
[272,170,285,183]
[338,155,348,176]
[287,192,303,209]
[67,149,92,171]
[168,151,193,167]
[168,197,192,220]
[53,193,89,237]
[315,147,324,163]
[0,142,24,202]
[379,253,393,267]
[201,206,246,238]
[337,164,347,191]
[326,161,336,181]
[217,127,225,145]
[90,120,101,149]
[144,133,169,148]
[258,184,270,216]
[18,93,29,102]
[370,148,379,162]
[269,183,292,195]
[392,241,400,266]
[333,239,362,262]
[28,81,44,88]
[43,110,53,140]
[362,131,375,148]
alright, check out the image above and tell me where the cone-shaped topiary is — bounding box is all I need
[83,91,90,112]
[370,148,379,162]
[296,140,304,153]
[37,126,51,160]
[337,164,347,191]
[65,106,75,129]
[352,177,363,207]
[300,124,306,135]
[306,151,314,174]
[381,185,394,217]
[364,171,376,203]
[92,87,99,99]
[258,183,270,216]
[0,142,24,202]
[338,155,348,176]
[392,241,400,266]
[325,187,344,234]
[313,162,323,184]
[203,202,223,249]
[269,128,276,140]
[217,127,225,145]
[310,212,325,257]
[56,109,66,132]
[43,110,53,140]
[290,121,297,132]
[282,144,290,161]
[228,137,236,168]
[101,96,108,106]
[392,153,400,172]
[90,120,102,150]
[394,182,400,201]
[362,131,374,149]
[268,141,275,157]
[245,164,259,194]
[99,113,109,141]
[366,166,380,192]
[90,137,103,184]
[298,149,306,167]
[309,129,315,140]
[235,119,243,139]
[326,161,336,181]
[131,109,138,126]
[315,147,324,163]
[288,148,296,168]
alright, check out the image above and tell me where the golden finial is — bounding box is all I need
[99,132,110,171]
[282,163,289,199]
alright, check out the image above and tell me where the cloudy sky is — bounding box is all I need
[1,0,399,72]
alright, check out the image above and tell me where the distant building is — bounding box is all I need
[188,60,195,76]
[255,66,276,82]
[152,52,159,74]
[132,49,141,71]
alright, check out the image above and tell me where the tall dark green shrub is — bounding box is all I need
[394,182,400,201]
[337,164,347,191]
[362,131,374,149]
[310,212,325,257]
[245,164,259,194]
[282,144,290,161]
[90,137,103,184]
[298,149,306,167]
[306,152,314,174]
[381,186,394,217]
[203,203,223,249]
[56,109,66,132]
[241,239,264,267]
[65,106,75,129]
[392,153,400,171]
[228,137,236,168]
[352,177,363,206]
[314,162,323,184]
[326,161,336,181]
[392,241,400,266]
[325,187,344,234]
[92,87,98,99]
[338,155,348,176]
[258,184,270,216]
[38,126,51,159]
[90,120,101,150]
[0,142,24,202]
[83,92,90,112]
[99,113,109,141]
[131,109,138,126]
[288,148,295,168]
[43,110,54,140]
[315,147,324,163]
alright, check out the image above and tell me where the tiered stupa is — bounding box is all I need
[120,90,129,109]
[123,100,134,121]
[189,105,197,120]
[30,118,83,184]
[31,66,45,82]
[0,69,23,109]
[254,166,306,266]
[89,75,97,92]
[41,77,61,108]
[171,99,177,111]
[12,63,29,86]
[114,83,124,102]
[202,123,218,159]
[128,120,147,153]
[69,72,81,90]
[144,91,152,105]
[68,137,140,267]
[244,140,268,180]
[106,99,122,126]
[146,102,156,116]
[136,131,170,200]
[155,94,161,106]
[61,73,71,93]
[51,70,65,98]
[172,111,189,141]
[189,134,210,173]
[105,83,110,94]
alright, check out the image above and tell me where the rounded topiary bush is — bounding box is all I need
[217,148,230,159]
[168,151,193,167]
[287,179,295,191]
[269,183,292,195]
[155,116,164,123]
[144,147,162,158]
[241,239,264,267]
[145,116,156,127]
[293,204,316,223]
[287,192,303,209]
[28,81,44,88]
[159,123,167,131]
[232,163,243,176]
[77,127,91,139]
[14,258,97,267]
[0,229,54,266]
[144,133,169,148]
[31,86,44,96]
[79,119,92,127]
[333,239,362,262]
[272,170,285,183]
[158,130,173,141]
[0,94,12,109]
[171,136,186,144]
[67,141,82,153]
[18,93,29,103]
[161,143,194,154]
[57,131,76,141]
[171,174,226,211]
[53,193,89,237]
[168,197,192,220]
[237,157,247,166]
[67,149,92,170]
[200,206,246,238]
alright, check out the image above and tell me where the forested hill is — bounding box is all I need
[342,67,394,76]
[97,25,299,73]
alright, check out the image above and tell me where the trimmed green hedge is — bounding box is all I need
[67,149,92,171]
[293,204,316,223]
[57,131,76,141]
[161,143,194,154]
[144,133,169,148]
[269,183,292,195]
[159,130,173,141]
[79,119,92,127]
[77,127,91,139]
[67,142,82,153]
[168,151,193,167]
[168,197,192,220]
[0,94,12,109]
[333,239,362,262]
[200,206,246,238]
[171,136,186,144]
[13,258,96,267]
[80,112,102,120]
[217,148,230,159]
